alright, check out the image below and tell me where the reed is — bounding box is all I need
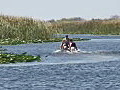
[0,15,54,41]
[0,14,120,43]
[50,19,120,35]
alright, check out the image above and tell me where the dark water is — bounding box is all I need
[1,35,120,90]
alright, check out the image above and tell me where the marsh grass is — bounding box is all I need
[0,15,55,41]
[50,19,120,35]
[0,14,119,45]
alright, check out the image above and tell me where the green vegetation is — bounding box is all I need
[0,53,41,64]
[0,38,42,45]
[0,38,89,45]
[50,19,120,35]
[0,46,41,64]
[42,38,90,42]
[0,14,120,45]
[0,45,41,64]
[0,15,56,41]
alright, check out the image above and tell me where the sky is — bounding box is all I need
[0,0,119,20]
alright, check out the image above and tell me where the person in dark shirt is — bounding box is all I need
[69,39,78,51]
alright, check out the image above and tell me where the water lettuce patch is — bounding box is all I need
[0,53,41,64]
[0,38,42,45]
[43,38,90,42]
[0,38,90,45]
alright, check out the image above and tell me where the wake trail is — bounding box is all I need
[53,49,120,55]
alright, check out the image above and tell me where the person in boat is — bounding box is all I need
[60,35,70,50]
[69,39,78,51]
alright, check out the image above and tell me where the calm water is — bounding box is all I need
[1,35,120,90]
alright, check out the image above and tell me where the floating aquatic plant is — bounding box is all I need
[0,46,41,64]
[0,53,41,64]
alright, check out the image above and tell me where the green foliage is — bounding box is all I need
[0,38,89,45]
[0,53,41,64]
[0,38,27,45]
[50,19,120,35]
[57,17,85,21]
[0,15,55,41]
[0,38,43,45]
[0,44,41,64]
[0,14,120,45]
[33,38,89,42]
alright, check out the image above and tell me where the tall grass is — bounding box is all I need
[50,19,120,35]
[0,15,55,41]
[0,14,120,43]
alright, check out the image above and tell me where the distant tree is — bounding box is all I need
[59,17,85,21]
[91,18,103,22]
[110,15,120,20]
[70,17,85,21]
[47,19,55,23]
[61,18,67,21]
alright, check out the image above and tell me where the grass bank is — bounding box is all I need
[0,15,56,41]
[1,14,119,45]
[50,19,120,35]
[1,15,120,43]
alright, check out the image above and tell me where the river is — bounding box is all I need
[1,34,120,90]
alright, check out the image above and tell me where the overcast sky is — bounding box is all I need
[0,0,119,20]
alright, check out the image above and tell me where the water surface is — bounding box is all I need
[1,35,120,90]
